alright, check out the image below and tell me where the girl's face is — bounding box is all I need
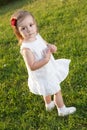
[18,15,37,41]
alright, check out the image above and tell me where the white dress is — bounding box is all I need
[20,34,71,96]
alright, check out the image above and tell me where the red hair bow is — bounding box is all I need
[11,18,17,26]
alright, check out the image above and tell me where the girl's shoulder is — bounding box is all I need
[36,33,45,42]
[36,33,42,38]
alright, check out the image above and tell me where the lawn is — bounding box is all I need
[0,0,87,129]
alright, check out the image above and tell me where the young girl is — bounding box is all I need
[10,10,76,116]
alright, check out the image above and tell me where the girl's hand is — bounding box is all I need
[47,44,57,53]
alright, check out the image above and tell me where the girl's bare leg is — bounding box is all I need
[54,90,65,108]
[43,90,64,107]
[43,95,55,111]
[54,90,76,116]
[43,95,51,104]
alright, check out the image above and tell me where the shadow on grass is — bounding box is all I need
[0,0,36,15]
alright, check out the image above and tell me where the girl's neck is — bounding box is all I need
[23,36,37,43]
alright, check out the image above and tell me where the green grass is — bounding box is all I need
[0,0,87,129]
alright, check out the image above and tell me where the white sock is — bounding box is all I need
[57,105,66,111]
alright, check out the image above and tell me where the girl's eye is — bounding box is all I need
[22,27,26,30]
[30,24,33,27]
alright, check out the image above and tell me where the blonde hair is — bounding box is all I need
[10,10,37,44]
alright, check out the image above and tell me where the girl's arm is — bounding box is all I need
[22,48,51,71]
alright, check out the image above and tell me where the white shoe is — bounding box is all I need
[46,101,55,111]
[58,106,76,116]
